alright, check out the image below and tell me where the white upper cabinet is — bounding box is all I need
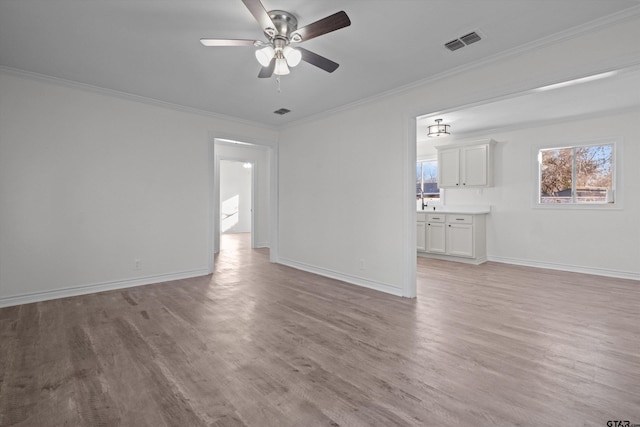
[438,148,460,188]
[461,144,488,186]
[436,140,495,188]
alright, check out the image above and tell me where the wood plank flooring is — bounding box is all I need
[1,233,639,426]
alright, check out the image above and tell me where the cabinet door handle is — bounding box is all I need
[456,183,459,186]
[448,224,451,227]
[463,183,466,186]
[455,218,464,221]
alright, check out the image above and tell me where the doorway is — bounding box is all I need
[209,137,277,274]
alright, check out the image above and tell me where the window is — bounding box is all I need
[416,159,440,200]
[538,143,614,204]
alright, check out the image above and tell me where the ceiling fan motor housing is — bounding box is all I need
[266,10,298,41]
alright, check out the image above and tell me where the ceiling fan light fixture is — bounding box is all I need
[255,45,275,67]
[199,1,351,79]
[283,46,301,67]
[427,119,451,137]
[274,57,290,75]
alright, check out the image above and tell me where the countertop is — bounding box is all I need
[417,205,491,214]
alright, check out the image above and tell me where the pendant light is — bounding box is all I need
[427,119,451,137]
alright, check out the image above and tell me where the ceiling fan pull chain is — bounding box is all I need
[276,76,282,93]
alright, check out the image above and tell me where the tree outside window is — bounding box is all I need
[416,160,440,200]
[539,143,613,204]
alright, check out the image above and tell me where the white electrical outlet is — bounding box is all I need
[134,258,141,270]
[359,259,365,270]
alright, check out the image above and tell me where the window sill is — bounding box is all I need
[533,203,622,211]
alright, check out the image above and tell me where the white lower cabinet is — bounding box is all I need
[425,215,446,253]
[418,212,487,264]
[447,221,473,257]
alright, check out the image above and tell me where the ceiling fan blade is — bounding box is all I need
[291,11,351,42]
[258,58,275,78]
[298,48,339,73]
[241,0,275,31]
[200,38,258,47]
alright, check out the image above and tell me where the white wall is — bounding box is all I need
[277,16,640,295]
[220,160,252,234]
[441,109,640,278]
[0,72,277,306]
[278,102,408,296]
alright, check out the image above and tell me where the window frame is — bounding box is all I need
[534,138,622,210]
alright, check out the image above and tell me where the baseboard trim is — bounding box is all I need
[488,256,640,281]
[277,258,404,297]
[0,269,210,308]
[418,252,487,265]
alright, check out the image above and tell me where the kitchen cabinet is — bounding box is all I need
[438,149,460,188]
[418,212,487,264]
[425,214,446,253]
[446,216,474,257]
[436,140,495,188]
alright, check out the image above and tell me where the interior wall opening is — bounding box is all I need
[210,137,277,275]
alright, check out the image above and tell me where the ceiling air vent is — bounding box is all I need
[444,31,482,51]
[444,39,465,51]
[460,31,481,45]
[273,108,291,115]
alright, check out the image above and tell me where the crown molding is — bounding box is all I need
[445,105,640,141]
[0,65,278,132]
[284,5,640,129]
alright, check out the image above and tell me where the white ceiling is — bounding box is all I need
[417,65,640,144]
[2,0,640,127]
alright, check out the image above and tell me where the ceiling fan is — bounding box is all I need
[200,0,351,78]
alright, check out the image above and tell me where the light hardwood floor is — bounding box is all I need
[1,233,639,426]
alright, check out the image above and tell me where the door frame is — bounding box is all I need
[208,134,278,274]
